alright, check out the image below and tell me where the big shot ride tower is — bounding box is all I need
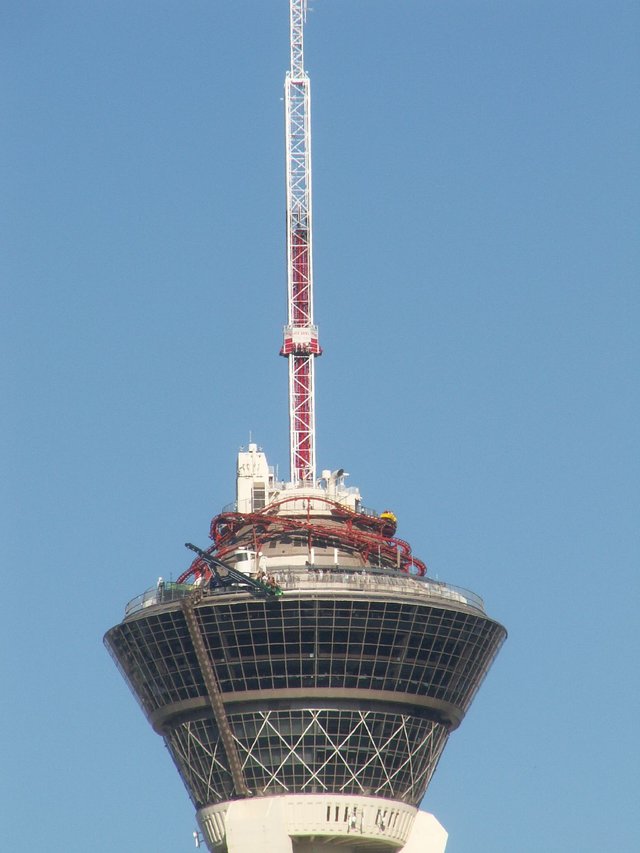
[104,4,506,852]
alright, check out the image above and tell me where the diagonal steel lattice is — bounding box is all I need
[169,720,232,804]
[166,709,449,807]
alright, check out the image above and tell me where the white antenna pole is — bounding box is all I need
[281,0,320,485]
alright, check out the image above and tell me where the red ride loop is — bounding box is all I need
[176,497,427,584]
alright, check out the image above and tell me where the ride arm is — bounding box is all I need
[185,543,282,597]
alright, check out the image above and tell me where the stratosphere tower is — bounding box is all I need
[105,4,507,851]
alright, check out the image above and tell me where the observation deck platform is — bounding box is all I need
[123,568,486,620]
[106,559,505,812]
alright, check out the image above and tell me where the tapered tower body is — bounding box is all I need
[106,457,505,851]
[105,5,506,851]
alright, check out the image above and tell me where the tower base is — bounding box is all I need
[197,795,447,853]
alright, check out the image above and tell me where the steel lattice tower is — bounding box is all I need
[281,0,320,485]
[105,4,506,851]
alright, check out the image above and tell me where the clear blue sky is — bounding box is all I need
[2,2,638,851]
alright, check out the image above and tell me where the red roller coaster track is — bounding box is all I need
[177,497,426,584]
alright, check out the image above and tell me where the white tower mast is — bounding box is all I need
[281,0,321,485]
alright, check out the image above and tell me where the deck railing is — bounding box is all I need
[124,566,484,618]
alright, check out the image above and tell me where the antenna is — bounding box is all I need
[281,0,320,485]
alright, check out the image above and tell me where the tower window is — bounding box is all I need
[252,483,266,509]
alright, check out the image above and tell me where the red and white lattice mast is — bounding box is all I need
[176,0,429,585]
[280,0,321,485]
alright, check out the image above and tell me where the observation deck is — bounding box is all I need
[105,561,505,812]
[106,449,505,853]
[123,568,486,619]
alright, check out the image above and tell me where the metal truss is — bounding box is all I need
[282,0,320,485]
[166,709,449,808]
[287,353,316,486]
[169,720,231,804]
[289,0,307,77]
[181,593,250,797]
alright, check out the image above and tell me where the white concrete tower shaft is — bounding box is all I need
[281,0,321,485]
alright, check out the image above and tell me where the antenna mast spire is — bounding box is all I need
[281,0,320,485]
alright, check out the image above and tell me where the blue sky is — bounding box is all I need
[2,2,638,851]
